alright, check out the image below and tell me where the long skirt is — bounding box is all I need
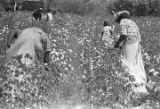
[6,28,44,66]
[121,41,148,94]
[102,34,113,47]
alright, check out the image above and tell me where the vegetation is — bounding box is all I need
[0,1,160,109]
[47,0,160,16]
[0,10,160,109]
[1,0,160,16]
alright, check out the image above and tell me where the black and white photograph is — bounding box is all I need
[0,0,160,109]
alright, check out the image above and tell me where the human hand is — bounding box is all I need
[114,44,119,48]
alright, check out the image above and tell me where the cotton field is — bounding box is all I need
[0,12,160,109]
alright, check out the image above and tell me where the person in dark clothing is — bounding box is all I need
[32,8,42,21]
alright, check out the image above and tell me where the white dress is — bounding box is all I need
[101,26,113,47]
[47,12,53,21]
[120,19,148,94]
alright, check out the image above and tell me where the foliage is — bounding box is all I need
[0,12,160,108]
[50,0,97,15]
[109,0,160,16]
[44,0,160,16]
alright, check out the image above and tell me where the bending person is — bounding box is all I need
[6,27,51,66]
[113,10,148,95]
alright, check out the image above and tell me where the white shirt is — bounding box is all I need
[47,12,53,21]
[120,19,141,41]
[102,26,112,41]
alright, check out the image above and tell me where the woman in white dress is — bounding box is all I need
[47,8,53,21]
[6,27,51,66]
[113,10,148,95]
[101,20,114,47]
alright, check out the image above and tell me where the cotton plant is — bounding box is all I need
[0,54,58,108]
[1,11,160,108]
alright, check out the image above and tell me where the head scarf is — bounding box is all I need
[113,10,130,21]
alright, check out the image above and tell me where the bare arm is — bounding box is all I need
[101,31,104,38]
[114,35,126,48]
[43,36,51,65]
[7,30,19,48]
[44,51,50,64]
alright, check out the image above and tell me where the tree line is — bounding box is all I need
[1,0,160,16]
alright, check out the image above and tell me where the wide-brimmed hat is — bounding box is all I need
[113,10,130,20]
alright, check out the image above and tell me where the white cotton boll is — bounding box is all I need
[82,75,85,79]
[61,54,64,60]
[147,80,155,90]
[70,67,74,70]
[116,34,120,38]
[156,55,160,63]
[52,39,57,42]
[64,28,69,34]
[143,52,150,60]
[63,61,67,65]
[57,30,61,34]
[51,48,56,54]
[149,69,155,73]
[68,64,73,70]
[78,39,83,45]
[65,67,68,71]
[68,49,73,53]
[154,86,160,92]
[55,51,59,56]
[52,43,56,47]
[54,57,58,61]
[44,63,48,66]
[50,51,55,55]
[18,75,24,82]
[153,71,159,76]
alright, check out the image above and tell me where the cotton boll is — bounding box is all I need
[147,80,156,90]
[154,86,160,92]
[153,71,159,76]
